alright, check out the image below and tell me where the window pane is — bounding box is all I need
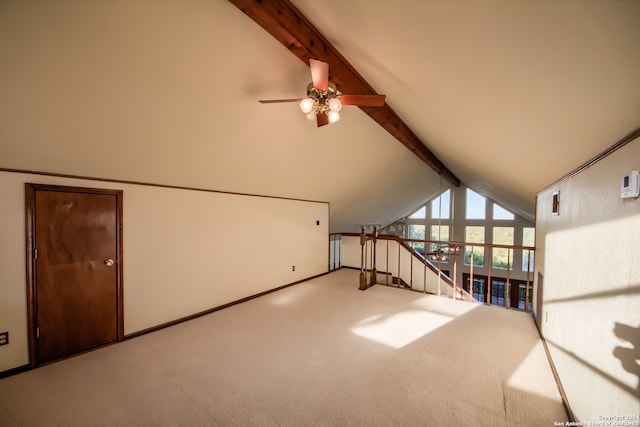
[473,278,485,302]
[491,279,506,306]
[409,206,426,219]
[493,226,514,245]
[465,276,486,302]
[431,190,450,219]
[522,227,535,246]
[493,204,514,220]
[522,227,535,271]
[465,226,484,266]
[492,227,513,269]
[430,225,449,241]
[408,225,425,255]
[466,189,486,219]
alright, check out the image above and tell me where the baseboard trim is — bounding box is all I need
[0,364,30,379]
[0,273,330,378]
[533,313,575,422]
[124,272,330,340]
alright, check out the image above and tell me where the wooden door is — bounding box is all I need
[26,184,124,366]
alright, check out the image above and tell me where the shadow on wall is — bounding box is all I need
[613,322,640,398]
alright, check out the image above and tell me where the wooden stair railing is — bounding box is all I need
[357,228,472,301]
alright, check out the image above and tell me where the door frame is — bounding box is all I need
[25,183,124,367]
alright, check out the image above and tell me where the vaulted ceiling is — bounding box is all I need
[1,1,639,232]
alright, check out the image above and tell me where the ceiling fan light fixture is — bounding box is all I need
[260,59,385,127]
[299,98,314,114]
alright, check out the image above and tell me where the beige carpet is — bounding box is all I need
[0,268,566,426]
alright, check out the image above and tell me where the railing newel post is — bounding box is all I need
[370,227,378,286]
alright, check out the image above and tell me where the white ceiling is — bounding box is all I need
[1,0,639,232]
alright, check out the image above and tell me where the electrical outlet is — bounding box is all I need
[292,265,295,272]
[0,331,8,346]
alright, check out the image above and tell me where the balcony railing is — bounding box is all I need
[351,227,535,311]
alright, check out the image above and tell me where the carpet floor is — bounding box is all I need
[0,268,567,426]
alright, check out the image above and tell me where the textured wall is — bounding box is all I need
[535,138,640,420]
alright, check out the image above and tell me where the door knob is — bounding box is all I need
[104,258,115,267]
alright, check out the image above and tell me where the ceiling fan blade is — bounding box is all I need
[309,59,329,91]
[316,112,329,127]
[258,98,302,104]
[340,94,386,107]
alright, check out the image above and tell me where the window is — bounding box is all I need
[464,226,484,266]
[466,189,486,219]
[409,206,426,219]
[463,274,487,302]
[408,224,426,255]
[491,279,507,306]
[431,190,450,219]
[515,282,534,311]
[492,226,514,269]
[492,204,514,220]
[522,227,535,272]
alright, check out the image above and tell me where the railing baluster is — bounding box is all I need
[423,239,427,294]
[525,249,531,311]
[505,248,511,309]
[487,252,492,306]
[410,245,413,289]
[452,248,457,300]
[397,240,401,288]
[470,246,475,302]
[437,256,442,296]
[370,227,378,286]
[386,239,390,286]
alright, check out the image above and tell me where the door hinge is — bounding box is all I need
[33,248,38,260]
[36,327,40,338]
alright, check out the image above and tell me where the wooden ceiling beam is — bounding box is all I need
[228,0,460,186]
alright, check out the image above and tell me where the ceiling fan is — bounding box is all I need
[259,59,386,127]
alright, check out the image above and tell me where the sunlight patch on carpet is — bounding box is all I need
[350,309,453,349]
[268,285,314,306]
[507,344,564,401]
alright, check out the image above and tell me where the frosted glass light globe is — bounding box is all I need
[299,98,314,114]
[328,97,342,112]
[328,111,340,124]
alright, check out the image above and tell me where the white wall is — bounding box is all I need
[0,171,328,372]
[535,138,640,420]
